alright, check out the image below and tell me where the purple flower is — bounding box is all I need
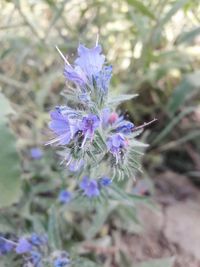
[107,134,128,162]
[58,190,72,204]
[64,65,87,87]
[48,107,71,146]
[79,114,100,147]
[30,251,42,266]
[0,237,14,255]
[75,44,105,79]
[16,238,32,254]
[79,176,100,198]
[64,44,105,87]
[107,134,127,153]
[94,65,112,93]
[30,233,47,246]
[30,148,43,160]
[69,159,84,172]
[100,177,112,187]
[54,257,70,267]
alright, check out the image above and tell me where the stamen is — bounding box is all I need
[95,33,99,47]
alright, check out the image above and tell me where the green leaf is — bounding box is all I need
[153,107,196,145]
[0,92,15,120]
[107,94,138,106]
[167,70,200,115]
[74,258,101,267]
[127,0,155,20]
[0,121,21,208]
[175,27,200,44]
[159,0,190,27]
[136,257,175,267]
[85,205,114,239]
[48,205,62,249]
[152,0,190,44]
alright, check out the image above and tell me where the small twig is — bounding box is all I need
[132,118,157,132]
[55,46,71,66]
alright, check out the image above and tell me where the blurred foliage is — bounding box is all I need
[0,0,200,266]
[0,93,21,208]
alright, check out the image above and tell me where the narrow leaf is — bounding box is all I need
[127,0,155,20]
[136,257,175,267]
[0,121,21,208]
[107,94,138,106]
[175,27,200,44]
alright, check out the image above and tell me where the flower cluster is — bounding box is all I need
[0,234,70,267]
[48,39,150,200]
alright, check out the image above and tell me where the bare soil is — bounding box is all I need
[123,171,200,267]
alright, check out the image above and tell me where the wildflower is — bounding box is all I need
[107,133,127,153]
[48,107,71,146]
[30,148,43,160]
[30,251,42,266]
[0,237,14,255]
[30,233,47,247]
[54,252,70,267]
[79,114,100,146]
[100,177,112,187]
[64,44,105,87]
[64,65,87,87]
[58,190,72,204]
[79,176,100,198]
[94,65,112,93]
[48,106,80,146]
[75,44,105,79]
[107,133,127,162]
[108,112,118,124]
[16,238,32,254]
[69,159,84,172]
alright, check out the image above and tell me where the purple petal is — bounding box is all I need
[79,176,89,190]
[58,190,72,204]
[85,180,100,198]
[16,238,32,254]
[30,148,43,160]
[75,44,105,78]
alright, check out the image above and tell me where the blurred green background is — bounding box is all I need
[0,0,200,266]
